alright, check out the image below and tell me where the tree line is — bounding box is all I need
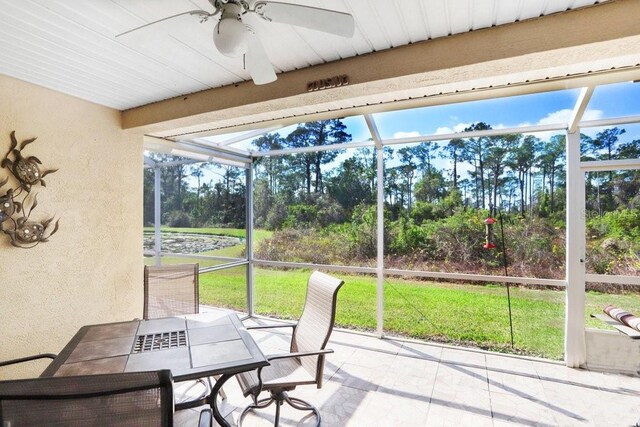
[251,120,638,229]
[144,119,638,231]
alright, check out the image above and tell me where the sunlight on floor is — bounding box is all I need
[178,313,640,426]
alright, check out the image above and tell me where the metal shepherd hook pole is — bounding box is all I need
[484,212,515,348]
[498,209,515,348]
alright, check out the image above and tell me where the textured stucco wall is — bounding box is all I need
[0,75,143,379]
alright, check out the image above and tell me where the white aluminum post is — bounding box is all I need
[246,165,255,316]
[376,147,385,337]
[565,130,586,367]
[154,166,161,267]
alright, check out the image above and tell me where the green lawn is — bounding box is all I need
[145,227,640,360]
[198,266,640,360]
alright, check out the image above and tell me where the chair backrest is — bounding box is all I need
[291,271,344,387]
[144,263,199,319]
[0,370,173,427]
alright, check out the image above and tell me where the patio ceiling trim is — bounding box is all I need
[144,135,251,168]
[380,123,568,147]
[251,139,376,157]
[143,158,199,169]
[215,126,284,146]
[122,0,640,137]
[182,138,252,156]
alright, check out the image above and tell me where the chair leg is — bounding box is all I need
[213,375,226,400]
[283,394,321,427]
[274,399,282,426]
[238,396,276,426]
[238,391,320,427]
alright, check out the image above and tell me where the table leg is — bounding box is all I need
[208,373,233,427]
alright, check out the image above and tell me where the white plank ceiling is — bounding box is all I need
[0,0,606,110]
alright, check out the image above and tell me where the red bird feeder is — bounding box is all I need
[484,217,497,249]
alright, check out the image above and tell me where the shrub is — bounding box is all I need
[410,202,438,224]
[265,201,288,230]
[254,228,349,264]
[345,204,377,259]
[164,210,192,227]
[587,209,640,241]
[282,195,345,229]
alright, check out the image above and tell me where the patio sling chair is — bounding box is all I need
[143,263,226,405]
[0,368,212,427]
[235,271,344,427]
[144,263,200,320]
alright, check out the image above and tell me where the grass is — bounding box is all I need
[146,227,640,360]
[199,265,640,360]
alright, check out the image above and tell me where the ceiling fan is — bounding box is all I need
[116,0,355,85]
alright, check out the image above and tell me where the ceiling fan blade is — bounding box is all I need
[254,2,355,38]
[116,10,213,38]
[245,35,277,85]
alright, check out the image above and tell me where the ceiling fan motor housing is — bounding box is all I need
[118,0,355,85]
[213,2,248,58]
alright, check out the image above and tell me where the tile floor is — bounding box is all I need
[182,316,640,426]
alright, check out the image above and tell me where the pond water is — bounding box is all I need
[143,232,242,254]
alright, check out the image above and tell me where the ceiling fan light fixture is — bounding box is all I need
[118,0,355,85]
[213,16,248,58]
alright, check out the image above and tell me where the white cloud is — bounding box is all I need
[537,108,604,126]
[435,122,472,135]
[582,109,604,121]
[393,131,421,139]
[391,109,606,144]
[435,126,454,135]
[538,108,573,125]
[522,108,605,139]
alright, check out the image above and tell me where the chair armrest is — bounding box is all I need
[266,349,334,362]
[246,323,297,330]
[0,353,57,368]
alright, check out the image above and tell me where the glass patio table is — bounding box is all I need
[41,310,268,427]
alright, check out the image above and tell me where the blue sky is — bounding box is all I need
[372,88,581,139]
[372,82,640,141]
[196,81,640,185]
[210,81,640,149]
